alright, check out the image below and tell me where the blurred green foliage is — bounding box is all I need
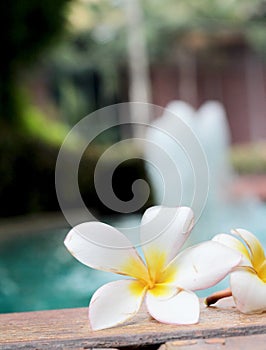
[0,0,76,218]
[58,0,266,64]
[1,0,266,218]
[2,0,266,126]
[21,105,70,146]
[59,0,266,62]
[231,142,266,174]
[0,0,72,124]
[0,0,157,218]
[47,0,266,123]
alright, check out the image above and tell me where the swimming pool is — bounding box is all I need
[0,215,139,313]
[0,212,265,313]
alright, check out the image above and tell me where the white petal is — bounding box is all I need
[168,241,241,290]
[64,222,149,280]
[230,269,266,314]
[212,233,251,266]
[89,279,146,330]
[232,228,265,268]
[140,206,194,269]
[146,289,200,325]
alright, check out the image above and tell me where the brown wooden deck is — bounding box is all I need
[0,298,265,350]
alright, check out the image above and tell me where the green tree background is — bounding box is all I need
[0,0,71,125]
[1,0,266,218]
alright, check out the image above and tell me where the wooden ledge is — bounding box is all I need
[159,333,266,350]
[0,298,266,349]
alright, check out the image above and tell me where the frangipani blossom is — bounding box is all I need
[212,229,266,314]
[64,206,241,330]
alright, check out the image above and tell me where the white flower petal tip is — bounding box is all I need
[89,280,145,331]
[230,270,266,314]
[231,228,265,264]
[140,206,194,266]
[141,206,194,236]
[64,222,148,279]
[146,290,200,325]
[212,233,251,266]
[168,241,242,291]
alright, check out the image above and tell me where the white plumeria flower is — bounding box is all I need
[213,228,266,314]
[64,206,241,330]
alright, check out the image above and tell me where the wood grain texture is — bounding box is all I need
[159,333,266,350]
[0,298,265,350]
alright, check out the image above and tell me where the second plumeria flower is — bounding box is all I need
[65,206,241,330]
[212,228,266,313]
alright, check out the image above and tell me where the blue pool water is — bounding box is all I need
[0,227,110,313]
[0,216,138,313]
[0,214,265,313]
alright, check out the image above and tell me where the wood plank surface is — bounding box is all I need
[0,298,265,350]
[159,333,266,350]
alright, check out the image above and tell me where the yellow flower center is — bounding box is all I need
[134,249,178,297]
[124,249,178,298]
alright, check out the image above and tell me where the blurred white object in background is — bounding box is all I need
[145,100,266,246]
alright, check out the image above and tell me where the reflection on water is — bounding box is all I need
[0,213,265,313]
